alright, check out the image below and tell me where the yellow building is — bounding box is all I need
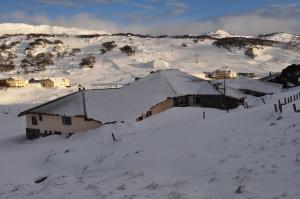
[42,78,70,88]
[211,69,237,79]
[0,77,28,87]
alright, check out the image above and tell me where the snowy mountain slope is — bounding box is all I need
[0,23,108,35]
[259,32,300,44]
[1,87,300,199]
[0,23,299,92]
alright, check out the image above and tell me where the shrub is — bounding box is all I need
[181,43,188,47]
[120,45,135,56]
[80,55,96,68]
[102,41,117,51]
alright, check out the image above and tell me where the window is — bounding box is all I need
[39,114,43,121]
[194,96,201,105]
[177,96,188,107]
[31,116,38,125]
[62,116,72,125]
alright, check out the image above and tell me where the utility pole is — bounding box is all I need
[81,88,87,119]
[222,66,228,109]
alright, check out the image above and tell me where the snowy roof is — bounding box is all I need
[214,78,282,94]
[19,69,227,123]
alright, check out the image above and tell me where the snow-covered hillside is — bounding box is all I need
[1,87,300,199]
[0,23,299,92]
[0,23,107,35]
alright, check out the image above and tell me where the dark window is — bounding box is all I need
[194,96,201,105]
[177,96,188,107]
[32,116,38,125]
[26,128,40,139]
[39,114,43,121]
[62,116,72,125]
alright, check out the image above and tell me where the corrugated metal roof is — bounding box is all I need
[19,69,223,123]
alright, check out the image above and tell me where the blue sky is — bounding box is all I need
[0,0,299,34]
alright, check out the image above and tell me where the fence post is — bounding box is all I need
[111,133,117,141]
[274,104,278,113]
[262,98,265,104]
[293,104,297,112]
[284,98,287,104]
[279,103,283,113]
[203,111,206,119]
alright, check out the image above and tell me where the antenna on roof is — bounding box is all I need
[80,87,87,118]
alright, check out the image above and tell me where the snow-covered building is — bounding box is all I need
[41,78,70,88]
[18,69,244,139]
[214,78,282,97]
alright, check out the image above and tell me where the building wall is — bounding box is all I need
[42,80,55,88]
[0,79,27,87]
[150,98,174,115]
[26,113,102,135]
[42,79,70,88]
[136,98,174,121]
[136,95,242,122]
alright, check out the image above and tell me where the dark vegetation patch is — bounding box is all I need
[120,45,135,56]
[80,55,96,68]
[0,41,20,72]
[213,37,277,50]
[21,53,54,72]
[102,41,117,52]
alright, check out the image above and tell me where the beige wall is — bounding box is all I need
[137,98,174,121]
[42,79,70,88]
[2,79,28,87]
[42,80,54,88]
[150,98,174,115]
[26,114,102,135]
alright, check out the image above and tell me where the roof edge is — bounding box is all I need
[17,91,80,117]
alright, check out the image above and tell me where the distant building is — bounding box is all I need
[213,78,282,97]
[0,77,28,88]
[41,78,70,88]
[210,68,237,79]
[237,73,255,78]
[18,69,245,139]
[29,78,43,84]
[28,78,43,87]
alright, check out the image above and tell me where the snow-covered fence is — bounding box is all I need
[274,92,300,113]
